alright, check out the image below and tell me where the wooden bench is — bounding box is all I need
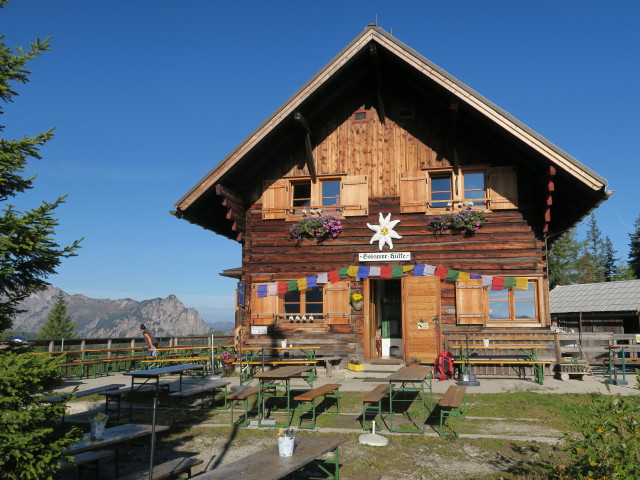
[59,449,115,477]
[293,383,341,429]
[169,381,230,422]
[233,359,318,382]
[101,380,174,420]
[361,384,388,431]
[437,385,466,437]
[140,356,211,366]
[453,360,552,384]
[115,456,203,480]
[226,386,259,426]
[45,383,125,404]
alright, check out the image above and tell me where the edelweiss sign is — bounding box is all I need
[358,252,411,262]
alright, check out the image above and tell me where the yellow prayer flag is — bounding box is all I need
[515,277,529,290]
[346,265,359,277]
[458,272,471,282]
[402,265,414,272]
[297,277,307,290]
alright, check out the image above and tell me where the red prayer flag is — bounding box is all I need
[434,267,448,280]
[380,266,392,278]
[328,270,340,283]
[277,282,288,294]
[491,276,505,290]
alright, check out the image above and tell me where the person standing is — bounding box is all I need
[140,324,157,357]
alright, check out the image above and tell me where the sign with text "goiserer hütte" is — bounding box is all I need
[358,252,411,262]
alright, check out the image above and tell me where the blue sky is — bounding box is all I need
[3,1,639,324]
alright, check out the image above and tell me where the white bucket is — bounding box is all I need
[278,436,295,456]
[90,421,107,440]
[483,339,490,347]
[281,340,287,348]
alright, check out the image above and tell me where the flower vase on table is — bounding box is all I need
[90,413,108,440]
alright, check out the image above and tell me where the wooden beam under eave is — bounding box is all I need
[293,112,317,183]
[369,44,386,124]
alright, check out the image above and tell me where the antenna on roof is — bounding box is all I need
[375,14,378,25]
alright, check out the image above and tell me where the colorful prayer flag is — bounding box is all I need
[414,264,425,276]
[277,282,288,294]
[391,266,403,278]
[402,265,414,273]
[287,280,298,292]
[257,284,267,298]
[491,277,505,290]
[380,266,392,278]
[515,277,529,290]
[328,270,340,283]
[297,277,307,290]
[445,270,459,282]
[346,266,359,277]
[338,267,349,279]
[424,265,436,276]
[369,266,381,277]
[267,283,278,296]
[503,277,516,288]
[317,273,328,284]
[458,272,471,282]
[357,266,370,278]
[306,276,317,288]
[434,267,448,280]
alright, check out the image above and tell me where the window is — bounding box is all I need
[352,109,369,123]
[430,173,453,208]
[455,279,540,326]
[488,282,537,322]
[262,175,368,219]
[461,172,487,208]
[291,178,341,215]
[399,166,516,214]
[283,287,323,315]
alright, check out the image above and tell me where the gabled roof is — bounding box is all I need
[174,24,609,236]
[550,280,640,314]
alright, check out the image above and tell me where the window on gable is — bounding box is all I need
[430,173,454,208]
[352,109,369,123]
[290,178,341,216]
[262,175,368,220]
[461,171,487,208]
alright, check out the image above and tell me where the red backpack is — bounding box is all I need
[433,351,454,381]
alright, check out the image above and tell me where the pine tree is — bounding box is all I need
[602,236,617,282]
[0,2,82,333]
[548,229,583,288]
[577,214,606,283]
[37,292,76,339]
[629,214,640,279]
[0,5,83,478]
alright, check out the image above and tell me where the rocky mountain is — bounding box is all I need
[11,287,211,338]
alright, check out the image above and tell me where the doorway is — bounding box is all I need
[370,280,403,360]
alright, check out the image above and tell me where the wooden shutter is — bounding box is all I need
[455,279,485,325]
[488,166,518,210]
[261,179,288,219]
[341,175,368,217]
[250,283,279,325]
[323,283,350,324]
[399,171,428,213]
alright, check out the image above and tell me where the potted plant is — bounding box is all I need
[347,358,364,372]
[426,208,487,237]
[350,291,364,311]
[90,412,108,440]
[288,215,342,243]
[406,358,421,367]
[220,351,236,376]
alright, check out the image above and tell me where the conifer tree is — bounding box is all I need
[0,4,83,478]
[0,1,81,333]
[602,236,617,282]
[548,229,583,289]
[629,214,640,279]
[577,214,606,283]
[37,291,76,339]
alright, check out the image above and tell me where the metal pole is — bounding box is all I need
[238,328,243,387]
[148,392,158,480]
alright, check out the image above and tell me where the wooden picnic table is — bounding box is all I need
[385,366,432,433]
[123,363,207,420]
[64,423,170,476]
[254,365,316,428]
[195,435,345,480]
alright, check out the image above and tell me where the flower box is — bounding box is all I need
[347,362,364,372]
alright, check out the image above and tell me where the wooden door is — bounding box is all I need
[402,276,440,363]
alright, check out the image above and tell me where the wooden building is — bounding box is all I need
[173,25,610,364]
[550,280,640,334]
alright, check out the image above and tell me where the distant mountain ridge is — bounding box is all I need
[12,287,211,338]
